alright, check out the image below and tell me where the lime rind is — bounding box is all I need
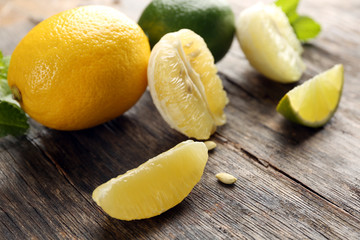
[138,0,235,62]
[277,64,344,127]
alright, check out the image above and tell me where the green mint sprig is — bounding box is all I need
[0,51,29,137]
[275,0,321,42]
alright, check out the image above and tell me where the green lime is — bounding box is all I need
[276,64,344,127]
[138,0,235,62]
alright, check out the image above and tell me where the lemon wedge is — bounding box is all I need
[147,29,229,140]
[236,3,305,83]
[277,64,344,127]
[92,140,208,220]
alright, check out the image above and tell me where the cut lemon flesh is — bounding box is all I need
[277,64,344,127]
[236,3,305,83]
[92,140,208,220]
[148,29,228,140]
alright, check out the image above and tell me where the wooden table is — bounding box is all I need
[1,0,359,239]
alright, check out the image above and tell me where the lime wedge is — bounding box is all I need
[276,64,344,127]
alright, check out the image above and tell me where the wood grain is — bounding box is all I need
[1,0,360,239]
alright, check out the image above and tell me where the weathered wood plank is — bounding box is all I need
[2,92,359,239]
[1,0,360,239]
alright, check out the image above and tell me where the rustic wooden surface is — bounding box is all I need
[1,0,360,239]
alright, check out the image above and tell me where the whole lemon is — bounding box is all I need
[138,0,235,62]
[7,6,150,130]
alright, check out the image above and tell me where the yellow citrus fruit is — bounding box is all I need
[7,6,150,130]
[277,64,344,127]
[236,3,305,83]
[92,140,208,220]
[147,29,229,140]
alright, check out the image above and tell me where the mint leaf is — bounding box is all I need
[0,51,10,79]
[287,11,299,25]
[0,50,29,137]
[275,0,321,42]
[0,78,11,97]
[292,16,321,41]
[275,0,299,15]
[0,101,29,137]
[0,51,11,97]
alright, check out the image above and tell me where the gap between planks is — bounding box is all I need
[25,137,100,213]
[19,137,124,237]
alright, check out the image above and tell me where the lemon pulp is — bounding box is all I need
[92,140,208,220]
[236,3,305,83]
[147,29,228,140]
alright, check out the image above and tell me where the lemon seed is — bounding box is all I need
[216,172,237,184]
[204,141,216,150]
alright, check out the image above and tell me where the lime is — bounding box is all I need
[138,0,235,62]
[147,29,228,140]
[276,64,344,127]
[92,140,208,220]
[236,3,305,83]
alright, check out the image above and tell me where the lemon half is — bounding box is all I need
[147,29,228,140]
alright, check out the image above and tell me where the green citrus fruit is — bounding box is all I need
[138,0,235,62]
[276,64,344,127]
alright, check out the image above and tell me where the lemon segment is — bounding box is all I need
[276,64,344,127]
[92,140,208,220]
[148,29,228,140]
[236,3,305,83]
